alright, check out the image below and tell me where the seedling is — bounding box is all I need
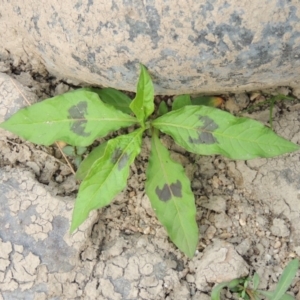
[62,145,87,167]
[211,258,299,300]
[243,94,295,130]
[1,65,299,257]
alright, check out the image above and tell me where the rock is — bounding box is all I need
[194,239,249,290]
[271,219,290,237]
[0,73,37,123]
[205,225,217,240]
[214,213,233,228]
[234,93,250,109]
[0,167,98,297]
[236,238,251,256]
[1,2,300,94]
[200,195,226,213]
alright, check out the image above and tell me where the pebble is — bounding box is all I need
[274,240,281,249]
[239,218,246,226]
[270,218,290,237]
[200,196,226,213]
[214,213,232,228]
[186,274,195,283]
[205,225,216,239]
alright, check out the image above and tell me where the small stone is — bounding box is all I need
[212,175,220,188]
[236,239,251,256]
[143,227,150,234]
[274,240,281,249]
[234,93,250,109]
[250,92,261,101]
[186,274,195,283]
[225,97,240,113]
[200,196,226,213]
[205,225,216,239]
[218,232,232,239]
[270,219,290,237]
[239,218,246,226]
[194,239,249,289]
[256,243,265,255]
[54,83,70,95]
[214,213,233,228]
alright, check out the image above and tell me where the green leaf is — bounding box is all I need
[257,291,274,299]
[191,96,224,108]
[0,89,137,147]
[158,101,169,116]
[172,95,191,110]
[253,273,260,290]
[129,64,154,125]
[272,259,299,300]
[228,278,244,289]
[172,95,223,111]
[87,87,132,114]
[211,282,231,300]
[74,156,82,168]
[76,146,87,156]
[145,130,198,258]
[152,105,300,160]
[280,294,296,300]
[71,128,143,232]
[75,142,107,181]
[63,146,76,156]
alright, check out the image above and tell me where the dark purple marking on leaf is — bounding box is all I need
[189,116,218,144]
[118,153,130,170]
[155,180,182,202]
[111,147,130,170]
[68,101,90,137]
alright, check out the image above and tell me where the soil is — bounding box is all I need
[0,52,300,300]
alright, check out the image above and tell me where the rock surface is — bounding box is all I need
[1,1,300,94]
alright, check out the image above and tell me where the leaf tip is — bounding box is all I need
[69,224,77,234]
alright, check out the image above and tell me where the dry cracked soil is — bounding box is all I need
[0,53,300,300]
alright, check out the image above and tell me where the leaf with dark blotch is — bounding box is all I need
[0,89,137,147]
[189,116,219,145]
[111,148,130,170]
[152,105,300,160]
[68,101,90,136]
[129,64,154,125]
[85,87,132,114]
[155,180,182,202]
[145,130,198,258]
[76,142,107,181]
[70,128,143,232]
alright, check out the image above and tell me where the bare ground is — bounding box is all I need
[0,54,300,300]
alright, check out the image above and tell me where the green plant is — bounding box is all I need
[1,65,299,257]
[62,145,87,167]
[211,258,299,300]
[243,94,295,130]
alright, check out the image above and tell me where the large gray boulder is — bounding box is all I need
[1,0,300,94]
